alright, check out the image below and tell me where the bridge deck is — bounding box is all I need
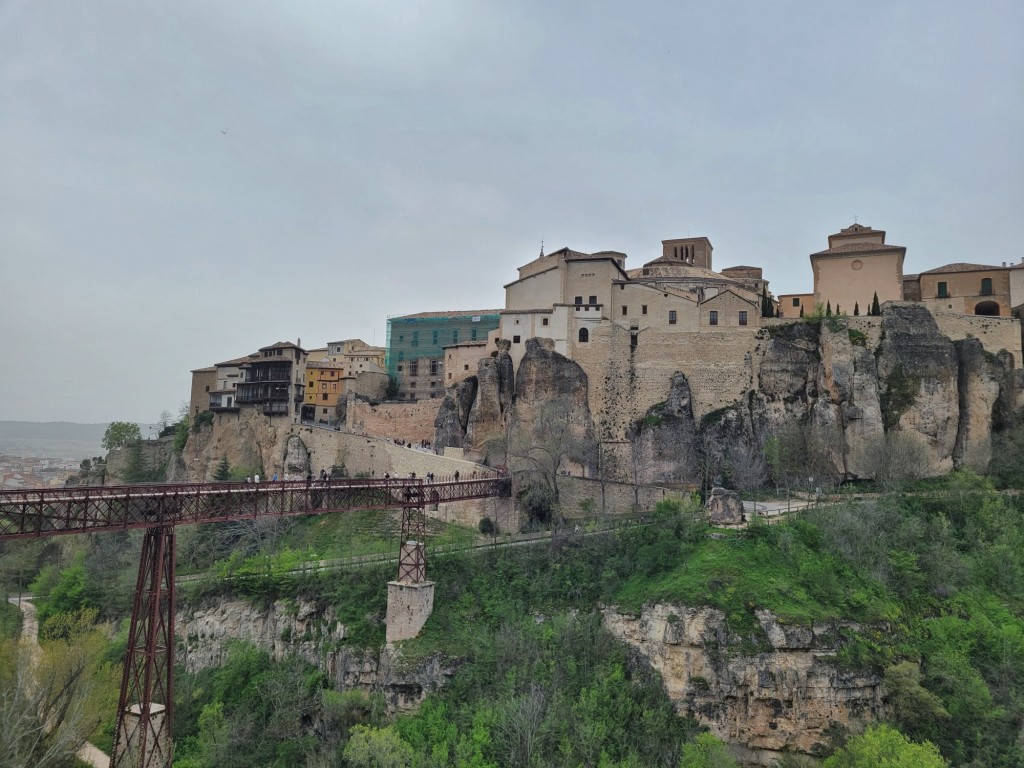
[0,476,510,540]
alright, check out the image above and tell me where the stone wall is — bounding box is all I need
[349,399,443,443]
[554,475,687,517]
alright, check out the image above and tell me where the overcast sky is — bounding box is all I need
[2,1,1022,423]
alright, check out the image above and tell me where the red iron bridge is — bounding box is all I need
[0,475,511,768]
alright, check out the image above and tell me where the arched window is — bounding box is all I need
[578,327,589,343]
[981,277,993,296]
[974,300,1000,316]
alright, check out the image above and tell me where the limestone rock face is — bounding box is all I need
[875,305,959,473]
[464,346,515,463]
[634,372,699,484]
[604,604,885,765]
[954,338,1003,472]
[181,409,291,480]
[178,596,451,713]
[433,377,478,451]
[508,338,598,476]
[705,487,744,525]
[843,346,886,478]
[283,434,311,478]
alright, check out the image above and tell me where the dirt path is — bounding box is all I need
[8,596,111,768]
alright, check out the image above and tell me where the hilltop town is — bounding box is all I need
[187,222,1024,483]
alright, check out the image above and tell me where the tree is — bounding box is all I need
[507,401,594,525]
[214,457,232,482]
[678,732,739,767]
[0,618,118,768]
[385,377,400,400]
[799,305,804,318]
[871,291,881,316]
[342,725,415,768]
[761,286,773,318]
[853,301,860,316]
[826,301,832,317]
[821,724,948,767]
[102,421,141,451]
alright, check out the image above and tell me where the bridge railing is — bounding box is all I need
[0,476,511,541]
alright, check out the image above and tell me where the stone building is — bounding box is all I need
[235,342,307,418]
[386,310,500,400]
[811,223,906,316]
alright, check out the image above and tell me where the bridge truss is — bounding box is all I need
[0,475,509,767]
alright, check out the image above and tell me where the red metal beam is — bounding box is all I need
[0,476,510,541]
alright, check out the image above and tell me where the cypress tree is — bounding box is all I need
[854,301,860,316]
[871,291,881,316]
[214,456,231,482]
[799,305,805,318]
[836,303,841,315]
[826,301,832,317]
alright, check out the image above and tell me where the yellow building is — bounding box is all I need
[918,263,1014,317]
[302,360,346,424]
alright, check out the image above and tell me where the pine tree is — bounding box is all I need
[826,301,832,317]
[214,456,231,482]
[854,301,860,316]
[871,291,881,316]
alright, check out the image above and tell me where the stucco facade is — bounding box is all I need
[812,224,905,315]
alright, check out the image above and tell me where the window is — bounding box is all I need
[430,360,439,374]
[630,333,638,350]
[668,310,677,325]
[397,365,403,372]
[981,277,993,296]
[410,382,416,388]
[412,331,419,347]
[575,296,583,305]
[709,310,718,326]
[589,295,597,305]
[464,364,469,370]
[452,330,459,343]
[471,328,477,340]
[622,306,628,316]
[513,335,521,343]
[792,297,800,307]
[409,363,418,376]
[432,331,438,344]
[321,393,328,401]
[579,327,589,342]
[641,305,647,315]
[937,281,949,298]
[542,317,549,326]
[739,310,748,326]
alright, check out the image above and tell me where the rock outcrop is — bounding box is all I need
[604,604,886,765]
[178,596,452,712]
[705,487,744,525]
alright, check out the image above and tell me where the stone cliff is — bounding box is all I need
[178,596,453,713]
[604,604,886,765]
[440,306,1021,484]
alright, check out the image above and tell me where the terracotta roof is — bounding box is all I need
[719,265,762,272]
[190,365,217,373]
[811,242,905,257]
[443,340,489,348]
[392,309,501,320]
[920,262,1009,275]
[215,354,259,367]
[259,341,305,352]
[501,308,553,315]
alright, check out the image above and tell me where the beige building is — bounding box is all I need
[444,341,492,386]
[812,223,905,316]
[188,366,217,418]
[235,342,307,418]
[918,263,1014,317]
[778,293,814,319]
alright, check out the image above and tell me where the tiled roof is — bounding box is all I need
[306,360,346,369]
[260,341,305,351]
[215,354,259,367]
[719,265,761,271]
[920,262,1009,275]
[903,274,920,281]
[393,309,502,320]
[811,242,904,257]
[443,340,489,348]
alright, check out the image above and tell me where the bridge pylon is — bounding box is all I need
[112,525,175,768]
[386,480,434,643]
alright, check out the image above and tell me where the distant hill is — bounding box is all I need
[0,421,109,459]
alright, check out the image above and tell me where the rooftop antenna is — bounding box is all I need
[539,236,544,258]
